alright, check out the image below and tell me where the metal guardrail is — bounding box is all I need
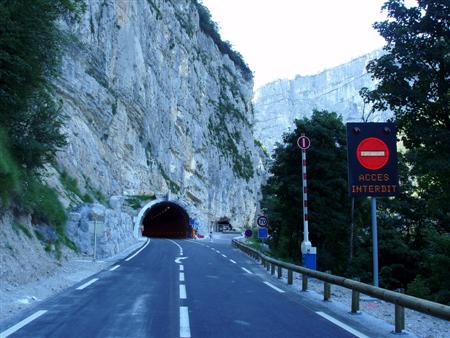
[232,239,450,333]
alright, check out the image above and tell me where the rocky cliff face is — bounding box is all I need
[51,0,263,249]
[254,50,391,152]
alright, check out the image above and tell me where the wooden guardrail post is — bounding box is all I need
[395,288,405,333]
[302,274,308,291]
[288,269,293,285]
[277,265,282,278]
[351,290,360,313]
[324,271,331,301]
[324,282,331,301]
[271,263,275,275]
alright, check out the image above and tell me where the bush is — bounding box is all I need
[19,175,67,237]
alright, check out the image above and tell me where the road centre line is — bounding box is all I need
[221,254,227,258]
[125,239,150,261]
[180,284,187,299]
[180,265,184,271]
[76,278,99,290]
[241,267,253,274]
[263,281,285,293]
[229,259,237,264]
[0,310,47,338]
[179,306,191,338]
[109,265,120,271]
[180,272,185,282]
[167,239,183,255]
[316,312,370,338]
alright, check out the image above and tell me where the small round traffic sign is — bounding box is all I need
[257,215,269,227]
[297,135,311,150]
[356,137,390,170]
[244,229,253,238]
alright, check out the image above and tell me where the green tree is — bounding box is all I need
[361,0,450,228]
[261,111,351,273]
[0,0,84,171]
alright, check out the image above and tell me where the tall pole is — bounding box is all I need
[371,197,379,287]
[302,148,309,245]
[93,220,97,262]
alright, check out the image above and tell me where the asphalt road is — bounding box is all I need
[1,237,380,338]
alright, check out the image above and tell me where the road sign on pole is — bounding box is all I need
[256,215,269,228]
[244,229,253,238]
[298,133,316,270]
[297,135,311,150]
[346,123,399,197]
[258,228,268,239]
[346,122,399,287]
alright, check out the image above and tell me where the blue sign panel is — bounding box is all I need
[258,228,268,239]
[346,122,399,197]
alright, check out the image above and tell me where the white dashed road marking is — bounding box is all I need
[241,267,253,274]
[109,265,120,271]
[229,259,237,264]
[221,254,227,258]
[180,284,187,299]
[180,272,185,282]
[76,278,99,290]
[180,265,184,271]
[0,310,47,338]
[316,312,370,338]
[179,306,191,337]
[263,281,285,293]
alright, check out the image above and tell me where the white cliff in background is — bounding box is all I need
[254,50,391,153]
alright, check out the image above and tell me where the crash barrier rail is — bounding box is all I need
[232,239,450,333]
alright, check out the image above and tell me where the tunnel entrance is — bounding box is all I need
[141,201,192,239]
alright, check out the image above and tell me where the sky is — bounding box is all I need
[201,0,402,89]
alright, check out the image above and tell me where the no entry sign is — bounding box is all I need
[356,137,390,170]
[346,123,399,197]
[297,135,310,150]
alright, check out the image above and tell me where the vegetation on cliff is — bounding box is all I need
[0,0,84,252]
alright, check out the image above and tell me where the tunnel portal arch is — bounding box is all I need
[133,198,194,239]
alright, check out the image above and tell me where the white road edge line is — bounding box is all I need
[179,306,191,338]
[229,259,237,264]
[125,239,150,261]
[76,278,99,290]
[0,310,47,338]
[179,284,187,299]
[180,265,184,271]
[316,311,370,338]
[241,267,253,274]
[263,281,285,293]
[180,272,185,282]
[109,265,120,271]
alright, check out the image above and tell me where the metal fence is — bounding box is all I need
[232,239,450,333]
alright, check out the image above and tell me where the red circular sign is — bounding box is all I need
[297,136,310,150]
[356,137,389,170]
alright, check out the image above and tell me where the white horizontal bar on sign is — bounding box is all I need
[360,151,385,157]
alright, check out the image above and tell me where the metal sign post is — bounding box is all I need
[371,197,379,287]
[297,134,316,270]
[89,219,104,262]
[93,221,97,262]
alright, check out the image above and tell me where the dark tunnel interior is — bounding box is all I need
[141,202,192,239]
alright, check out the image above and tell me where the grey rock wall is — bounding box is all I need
[54,0,264,242]
[254,50,391,153]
